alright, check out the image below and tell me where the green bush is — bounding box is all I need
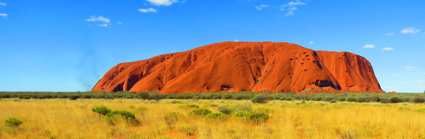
[92,105,112,116]
[389,97,402,103]
[346,97,357,102]
[413,97,425,103]
[189,109,212,116]
[251,94,270,104]
[217,105,233,115]
[106,110,139,125]
[205,112,228,121]
[69,95,79,100]
[218,104,252,115]
[186,104,200,108]
[234,111,269,124]
[5,117,23,127]
[357,97,370,102]
[137,92,150,99]
[221,93,233,99]
[338,97,346,101]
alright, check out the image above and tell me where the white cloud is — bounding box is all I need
[382,47,394,51]
[97,24,108,27]
[309,41,314,44]
[234,39,240,42]
[280,0,306,16]
[0,13,7,18]
[403,66,415,72]
[401,27,420,35]
[0,2,6,7]
[363,44,375,49]
[385,32,395,36]
[117,21,122,25]
[138,8,157,13]
[86,16,111,27]
[86,16,110,23]
[255,4,268,10]
[147,0,178,6]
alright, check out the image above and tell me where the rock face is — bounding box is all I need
[92,42,384,93]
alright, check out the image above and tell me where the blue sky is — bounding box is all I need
[0,0,424,92]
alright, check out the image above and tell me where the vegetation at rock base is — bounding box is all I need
[2,91,425,104]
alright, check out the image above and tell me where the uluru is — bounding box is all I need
[92,42,384,93]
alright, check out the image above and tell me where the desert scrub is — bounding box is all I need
[92,105,111,116]
[251,94,270,104]
[413,97,425,103]
[234,111,269,124]
[189,109,212,117]
[5,117,23,127]
[105,110,139,126]
[205,112,229,121]
[390,97,402,103]
[164,112,184,129]
[218,104,252,115]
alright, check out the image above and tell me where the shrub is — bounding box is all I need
[338,97,346,101]
[164,112,183,128]
[357,97,370,103]
[413,97,425,103]
[313,97,323,101]
[205,112,228,121]
[218,105,233,115]
[189,109,212,116]
[234,111,269,124]
[170,100,182,104]
[369,96,381,102]
[218,104,252,115]
[221,93,233,99]
[389,97,402,103]
[69,95,79,100]
[92,105,112,116]
[346,97,357,102]
[137,92,150,99]
[251,94,270,104]
[326,97,335,102]
[5,117,23,127]
[330,99,337,103]
[186,104,200,108]
[106,110,139,125]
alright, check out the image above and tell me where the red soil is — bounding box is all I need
[92,42,384,93]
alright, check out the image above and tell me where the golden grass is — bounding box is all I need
[1,99,425,139]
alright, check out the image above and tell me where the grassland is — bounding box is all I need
[2,97,425,138]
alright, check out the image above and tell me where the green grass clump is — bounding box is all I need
[234,111,269,124]
[189,109,212,116]
[218,104,252,115]
[92,105,112,116]
[5,117,23,127]
[205,112,228,121]
[105,110,139,126]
